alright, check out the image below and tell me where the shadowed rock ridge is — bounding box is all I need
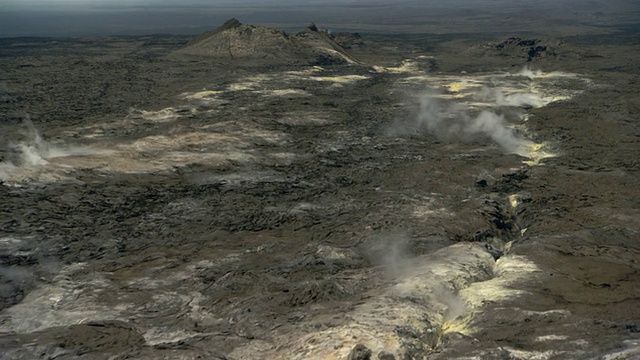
[173,18,361,65]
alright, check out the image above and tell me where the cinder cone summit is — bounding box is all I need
[173,18,361,65]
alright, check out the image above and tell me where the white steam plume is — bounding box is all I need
[476,87,545,108]
[433,284,468,322]
[515,66,543,79]
[1,117,49,180]
[17,116,51,166]
[0,115,115,182]
[366,232,412,279]
[416,91,533,155]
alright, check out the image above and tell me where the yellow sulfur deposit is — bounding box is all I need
[313,75,370,83]
[372,60,417,73]
[442,319,470,335]
[508,194,520,210]
[447,82,467,92]
[522,141,557,166]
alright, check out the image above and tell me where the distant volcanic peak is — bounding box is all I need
[220,18,242,30]
[292,23,361,64]
[295,22,332,39]
[175,18,293,60]
[212,18,288,40]
[174,18,361,66]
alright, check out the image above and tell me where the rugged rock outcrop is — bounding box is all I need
[494,37,559,62]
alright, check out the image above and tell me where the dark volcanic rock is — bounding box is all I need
[494,37,557,61]
[335,32,364,49]
[0,321,144,359]
[348,343,372,360]
[377,351,396,360]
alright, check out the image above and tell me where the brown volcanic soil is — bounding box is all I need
[0,24,639,360]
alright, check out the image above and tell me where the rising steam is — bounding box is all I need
[0,116,113,182]
[1,117,51,181]
[387,66,575,164]
[415,91,534,156]
[16,116,52,166]
[476,87,545,108]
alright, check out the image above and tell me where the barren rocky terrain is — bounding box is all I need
[0,17,639,360]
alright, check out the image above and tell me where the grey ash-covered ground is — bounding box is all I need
[0,19,639,360]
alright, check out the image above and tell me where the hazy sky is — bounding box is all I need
[0,0,444,37]
[4,0,389,8]
[0,0,634,38]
